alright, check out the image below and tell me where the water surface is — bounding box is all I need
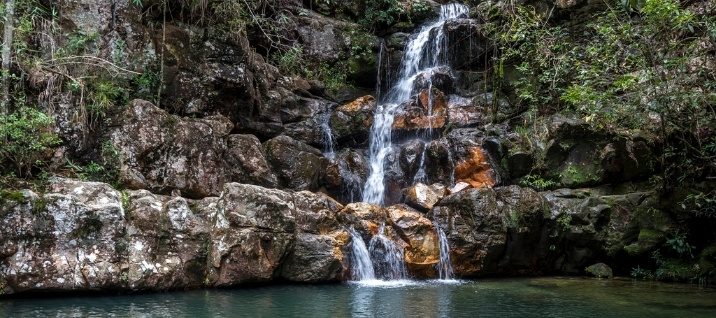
[2,277,715,317]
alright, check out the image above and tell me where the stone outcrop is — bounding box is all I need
[429,186,550,276]
[0,178,349,295]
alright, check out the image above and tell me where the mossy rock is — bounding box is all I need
[559,162,603,188]
[585,262,613,278]
[624,229,666,256]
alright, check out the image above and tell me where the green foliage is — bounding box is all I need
[482,0,715,187]
[666,231,694,257]
[557,213,572,231]
[0,106,60,177]
[519,174,557,191]
[56,31,99,57]
[360,0,406,29]
[65,141,122,187]
[86,80,128,120]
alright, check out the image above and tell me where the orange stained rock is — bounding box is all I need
[337,95,376,112]
[454,147,496,188]
[418,89,447,113]
[393,114,447,130]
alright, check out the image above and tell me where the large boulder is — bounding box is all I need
[263,135,328,191]
[0,178,127,294]
[124,190,211,290]
[429,186,549,276]
[542,186,667,274]
[111,99,292,197]
[386,205,440,277]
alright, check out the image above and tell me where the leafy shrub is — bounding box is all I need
[0,106,60,176]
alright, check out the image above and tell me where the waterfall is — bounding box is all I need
[413,144,428,183]
[320,110,335,160]
[368,223,407,280]
[434,221,455,280]
[349,228,376,281]
[362,3,469,205]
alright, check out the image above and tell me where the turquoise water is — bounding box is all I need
[2,277,716,317]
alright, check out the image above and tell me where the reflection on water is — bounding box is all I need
[1,278,716,317]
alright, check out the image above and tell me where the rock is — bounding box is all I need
[0,178,127,293]
[206,183,349,285]
[430,186,549,276]
[443,19,490,70]
[226,134,279,188]
[324,149,369,203]
[454,147,497,188]
[399,139,427,179]
[507,152,535,179]
[280,231,348,282]
[542,187,665,274]
[447,95,486,127]
[393,89,448,131]
[412,66,454,95]
[386,205,439,277]
[449,182,471,194]
[330,95,376,144]
[264,135,328,191]
[585,263,613,278]
[404,183,445,211]
[339,202,387,236]
[110,99,233,198]
[124,190,211,290]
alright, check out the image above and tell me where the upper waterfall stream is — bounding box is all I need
[362,3,469,205]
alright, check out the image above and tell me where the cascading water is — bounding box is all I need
[362,3,469,205]
[368,224,407,280]
[434,222,455,280]
[349,228,376,281]
[319,110,335,160]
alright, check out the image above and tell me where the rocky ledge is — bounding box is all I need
[3,176,705,295]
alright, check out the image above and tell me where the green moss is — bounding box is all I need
[0,190,26,205]
[559,163,601,187]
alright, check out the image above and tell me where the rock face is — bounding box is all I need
[111,100,337,197]
[430,186,550,276]
[0,178,349,295]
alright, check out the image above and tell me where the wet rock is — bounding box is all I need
[399,140,427,179]
[339,202,387,236]
[430,186,549,276]
[393,89,448,131]
[454,147,497,189]
[386,205,439,277]
[280,231,348,282]
[443,19,490,70]
[330,96,376,144]
[585,263,613,278]
[324,149,369,203]
[404,183,445,211]
[412,66,454,95]
[264,135,328,191]
[447,95,486,127]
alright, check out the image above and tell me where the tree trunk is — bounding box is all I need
[1,0,16,115]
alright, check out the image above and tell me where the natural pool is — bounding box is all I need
[2,277,715,317]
